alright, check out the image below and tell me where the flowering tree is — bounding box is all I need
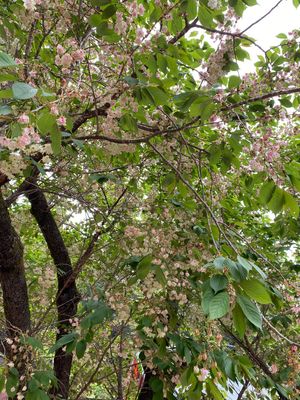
[0,0,299,399]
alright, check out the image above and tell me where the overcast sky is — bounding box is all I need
[238,0,300,72]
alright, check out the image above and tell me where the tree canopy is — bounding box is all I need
[0,0,299,399]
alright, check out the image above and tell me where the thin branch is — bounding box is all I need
[168,17,198,44]
[262,315,300,347]
[240,0,284,35]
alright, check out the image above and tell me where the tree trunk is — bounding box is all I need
[0,189,31,335]
[0,189,31,350]
[138,368,154,400]
[24,179,80,399]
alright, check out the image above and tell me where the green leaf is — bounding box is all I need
[207,378,225,399]
[0,72,16,82]
[227,259,248,282]
[267,187,284,214]
[0,104,12,115]
[237,295,262,329]
[199,4,215,27]
[76,340,87,359]
[12,82,38,99]
[259,180,275,205]
[239,279,272,304]
[279,97,293,107]
[285,161,300,178]
[228,75,241,89]
[232,303,246,338]
[210,275,228,293]
[37,111,57,135]
[0,374,5,392]
[137,255,153,279]
[119,113,138,132]
[237,256,253,272]
[50,128,62,155]
[0,88,13,98]
[213,257,225,270]
[250,261,267,279]
[146,87,168,106]
[186,0,198,20]
[283,191,299,218]
[209,291,230,320]
[242,0,257,5]
[0,51,16,68]
[154,265,167,286]
[49,332,78,353]
[149,377,163,392]
[24,336,44,350]
[202,283,215,314]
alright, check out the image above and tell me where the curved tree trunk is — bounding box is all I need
[0,189,31,354]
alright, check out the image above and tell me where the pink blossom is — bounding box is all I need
[23,0,36,11]
[55,55,61,65]
[18,114,30,124]
[72,49,85,62]
[138,4,145,15]
[50,104,59,115]
[135,28,145,44]
[57,116,66,126]
[0,137,12,148]
[0,393,8,400]
[61,53,73,68]
[270,364,278,374]
[249,159,264,172]
[17,133,31,148]
[266,151,279,162]
[198,368,209,381]
[56,44,65,56]
[290,345,298,353]
[31,132,41,143]
[291,305,300,314]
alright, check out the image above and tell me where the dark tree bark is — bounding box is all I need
[138,367,154,400]
[0,190,31,337]
[24,178,80,399]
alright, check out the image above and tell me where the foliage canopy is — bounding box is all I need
[0,0,299,399]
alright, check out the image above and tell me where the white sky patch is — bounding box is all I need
[238,0,300,73]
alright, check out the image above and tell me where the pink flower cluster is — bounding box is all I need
[127,1,145,18]
[244,130,287,174]
[55,45,85,68]
[17,127,41,148]
[115,2,145,39]
[0,127,41,150]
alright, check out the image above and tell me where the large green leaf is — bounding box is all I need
[208,291,229,320]
[50,128,62,155]
[137,255,152,279]
[267,187,285,214]
[37,111,57,135]
[283,191,299,218]
[259,180,275,205]
[0,51,16,67]
[146,87,168,106]
[237,295,262,329]
[210,275,228,293]
[232,303,246,338]
[239,279,272,304]
[12,82,38,99]
[49,332,78,353]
